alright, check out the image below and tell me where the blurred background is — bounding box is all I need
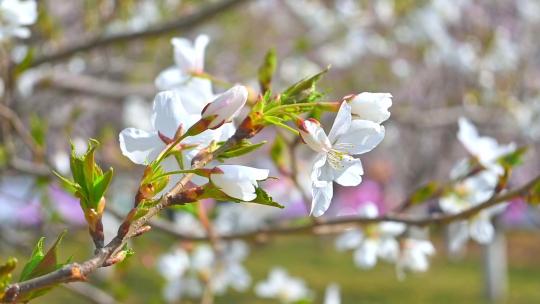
[1,0,540,303]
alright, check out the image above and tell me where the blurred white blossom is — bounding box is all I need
[0,0,37,40]
[255,267,311,303]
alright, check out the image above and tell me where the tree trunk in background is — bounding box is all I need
[482,224,507,303]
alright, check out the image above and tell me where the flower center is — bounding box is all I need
[326,143,354,169]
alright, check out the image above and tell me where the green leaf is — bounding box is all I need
[258,48,277,93]
[20,231,67,282]
[30,230,67,278]
[281,67,329,105]
[263,116,299,134]
[498,146,528,168]
[218,140,267,160]
[53,171,80,194]
[19,237,45,281]
[251,187,284,208]
[270,134,289,172]
[169,203,199,216]
[410,182,440,205]
[92,168,114,206]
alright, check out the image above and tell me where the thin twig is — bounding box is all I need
[144,174,540,242]
[29,0,252,68]
[0,103,41,157]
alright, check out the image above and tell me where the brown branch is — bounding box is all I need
[29,0,252,68]
[146,174,540,242]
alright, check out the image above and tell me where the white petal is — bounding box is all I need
[469,217,494,244]
[457,117,480,154]
[357,202,379,218]
[377,238,400,262]
[447,221,470,253]
[334,120,385,155]
[203,85,248,128]
[349,92,392,124]
[217,165,269,181]
[157,249,190,280]
[172,78,214,114]
[193,34,210,71]
[311,153,330,187]
[162,280,183,303]
[299,119,332,153]
[379,222,406,236]
[119,128,163,164]
[334,157,364,186]
[151,91,194,138]
[335,229,363,251]
[311,182,333,217]
[328,102,352,142]
[214,179,256,201]
[354,239,379,268]
[439,194,468,214]
[324,283,341,304]
[154,66,186,91]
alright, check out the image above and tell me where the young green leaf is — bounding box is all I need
[258,48,277,93]
[19,237,45,281]
[218,140,267,160]
[281,67,329,105]
[19,231,67,282]
[203,184,283,208]
[92,168,114,205]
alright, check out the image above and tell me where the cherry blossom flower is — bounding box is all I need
[154,35,214,116]
[255,267,311,303]
[335,202,405,268]
[298,102,386,216]
[155,35,211,91]
[348,92,392,124]
[0,0,37,40]
[119,90,234,187]
[396,238,435,279]
[439,171,505,252]
[438,118,514,251]
[210,165,269,201]
[201,85,248,129]
[157,241,251,302]
[457,117,515,175]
